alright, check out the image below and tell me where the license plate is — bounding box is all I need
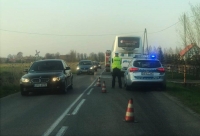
[34,83,47,87]
[141,72,153,75]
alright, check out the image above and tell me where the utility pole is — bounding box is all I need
[184,13,187,84]
[143,28,148,55]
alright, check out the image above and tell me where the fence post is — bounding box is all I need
[184,65,186,83]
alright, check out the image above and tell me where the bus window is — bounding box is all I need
[121,53,124,57]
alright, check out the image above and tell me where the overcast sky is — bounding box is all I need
[0,0,199,58]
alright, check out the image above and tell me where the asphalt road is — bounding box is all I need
[1,68,200,136]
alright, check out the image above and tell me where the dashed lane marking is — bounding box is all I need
[72,99,86,115]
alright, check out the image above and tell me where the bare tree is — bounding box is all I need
[69,50,76,62]
[178,4,200,47]
[55,52,60,59]
[190,4,200,45]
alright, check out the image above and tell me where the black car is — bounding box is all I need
[96,62,101,69]
[76,60,95,75]
[20,59,73,96]
[92,61,98,71]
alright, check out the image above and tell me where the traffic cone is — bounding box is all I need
[96,77,101,87]
[124,98,134,122]
[102,81,107,93]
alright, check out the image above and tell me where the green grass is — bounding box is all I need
[0,84,20,98]
[166,82,200,114]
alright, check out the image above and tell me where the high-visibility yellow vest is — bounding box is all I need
[112,57,121,69]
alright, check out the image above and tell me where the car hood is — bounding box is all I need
[22,71,63,78]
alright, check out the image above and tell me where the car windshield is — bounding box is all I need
[29,61,63,71]
[79,61,92,65]
[133,60,161,68]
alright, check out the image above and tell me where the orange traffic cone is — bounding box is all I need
[124,98,134,122]
[102,81,107,93]
[96,77,101,87]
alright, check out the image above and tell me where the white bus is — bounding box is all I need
[110,36,143,73]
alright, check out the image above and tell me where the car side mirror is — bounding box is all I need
[65,67,70,70]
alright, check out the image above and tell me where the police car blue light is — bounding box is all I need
[150,55,156,59]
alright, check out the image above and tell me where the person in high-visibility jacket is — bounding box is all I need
[111,52,122,88]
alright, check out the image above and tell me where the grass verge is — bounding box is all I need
[166,82,200,115]
[0,84,20,98]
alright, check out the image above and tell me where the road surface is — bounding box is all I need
[1,68,200,136]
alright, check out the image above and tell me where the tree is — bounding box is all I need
[16,52,23,62]
[7,54,13,62]
[68,50,76,62]
[178,4,200,48]
[45,53,54,59]
[55,52,60,59]
[157,47,164,63]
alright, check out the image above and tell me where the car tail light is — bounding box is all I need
[157,68,165,72]
[129,67,138,72]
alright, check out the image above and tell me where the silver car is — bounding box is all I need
[124,55,166,90]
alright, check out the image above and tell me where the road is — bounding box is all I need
[1,68,200,136]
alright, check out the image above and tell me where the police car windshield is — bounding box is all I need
[133,60,161,68]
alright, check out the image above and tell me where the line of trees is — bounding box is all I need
[3,50,105,63]
[1,45,199,67]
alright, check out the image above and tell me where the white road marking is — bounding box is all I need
[72,99,86,115]
[42,79,97,136]
[55,126,68,136]
[87,88,93,95]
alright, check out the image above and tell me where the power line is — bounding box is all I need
[148,21,180,34]
[0,20,181,36]
[0,28,144,36]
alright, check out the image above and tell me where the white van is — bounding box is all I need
[110,36,143,73]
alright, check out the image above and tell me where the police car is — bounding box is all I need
[124,55,166,90]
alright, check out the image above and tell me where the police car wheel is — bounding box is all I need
[124,83,131,91]
[160,83,166,90]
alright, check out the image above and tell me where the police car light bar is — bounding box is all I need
[133,54,156,59]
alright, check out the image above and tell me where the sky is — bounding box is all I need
[0,0,199,58]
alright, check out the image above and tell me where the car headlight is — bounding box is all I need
[90,67,93,69]
[76,67,80,70]
[52,77,61,82]
[21,78,30,83]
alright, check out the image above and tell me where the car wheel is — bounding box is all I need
[160,83,166,90]
[61,80,67,94]
[68,77,73,90]
[124,83,131,91]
